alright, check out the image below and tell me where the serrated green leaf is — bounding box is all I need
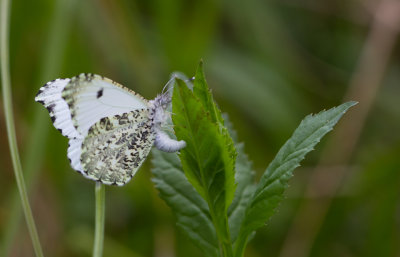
[223,114,256,242]
[172,79,220,201]
[151,149,219,257]
[193,60,224,125]
[172,78,236,254]
[234,101,357,257]
[228,142,256,243]
[192,62,237,209]
[221,113,239,143]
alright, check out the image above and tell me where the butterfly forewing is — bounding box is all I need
[80,110,155,186]
[61,74,149,135]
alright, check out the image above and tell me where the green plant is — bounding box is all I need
[152,62,356,257]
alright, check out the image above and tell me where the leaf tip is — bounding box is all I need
[341,101,358,111]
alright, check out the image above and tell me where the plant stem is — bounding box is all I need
[233,234,248,257]
[220,224,234,257]
[93,182,106,257]
[205,193,233,257]
[1,0,44,256]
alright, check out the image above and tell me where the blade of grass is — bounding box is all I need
[0,0,76,255]
[1,0,44,256]
[93,182,105,257]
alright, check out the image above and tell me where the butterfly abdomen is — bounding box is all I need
[154,129,186,153]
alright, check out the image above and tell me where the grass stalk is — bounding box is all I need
[0,0,75,255]
[93,182,106,257]
[0,0,44,256]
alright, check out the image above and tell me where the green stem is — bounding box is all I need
[1,0,44,256]
[221,219,234,257]
[93,182,106,257]
[233,234,248,257]
[206,199,233,257]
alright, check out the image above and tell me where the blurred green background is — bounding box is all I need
[1,0,399,256]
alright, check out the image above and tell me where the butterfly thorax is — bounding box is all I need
[148,92,186,153]
[148,93,171,131]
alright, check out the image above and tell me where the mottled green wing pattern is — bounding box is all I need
[81,109,155,186]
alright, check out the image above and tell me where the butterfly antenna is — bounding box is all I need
[162,75,177,94]
[162,75,195,95]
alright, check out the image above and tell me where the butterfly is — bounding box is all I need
[35,73,186,186]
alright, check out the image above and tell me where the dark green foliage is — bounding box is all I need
[224,115,256,243]
[152,150,219,257]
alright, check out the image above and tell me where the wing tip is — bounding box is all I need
[35,78,70,103]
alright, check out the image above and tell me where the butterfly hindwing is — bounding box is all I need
[79,110,155,186]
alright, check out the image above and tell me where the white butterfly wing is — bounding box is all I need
[35,78,81,139]
[35,74,152,183]
[35,73,149,138]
